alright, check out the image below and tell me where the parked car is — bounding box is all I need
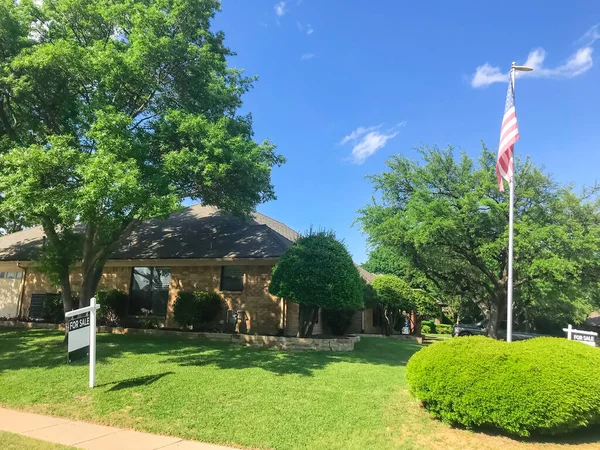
[452,319,545,340]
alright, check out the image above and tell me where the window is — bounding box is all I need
[220,266,244,292]
[16,271,23,280]
[6,272,15,279]
[0,272,4,279]
[129,267,170,316]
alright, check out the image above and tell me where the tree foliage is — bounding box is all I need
[269,230,363,337]
[0,0,284,312]
[358,145,600,337]
[372,274,437,335]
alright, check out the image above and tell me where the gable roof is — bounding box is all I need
[0,204,294,261]
[0,204,375,281]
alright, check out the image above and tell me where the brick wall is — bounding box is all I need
[21,266,131,317]
[168,264,281,334]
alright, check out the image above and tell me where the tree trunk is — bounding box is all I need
[414,315,422,336]
[487,296,504,339]
[297,304,319,337]
[79,264,105,308]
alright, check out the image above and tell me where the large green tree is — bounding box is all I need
[269,230,364,337]
[358,145,600,338]
[0,0,284,312]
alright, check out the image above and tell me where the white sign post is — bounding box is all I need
[563,324,598,347]
[65,297,100,388]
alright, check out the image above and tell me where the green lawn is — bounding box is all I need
[0,329,598,450]
[0,431,71,449]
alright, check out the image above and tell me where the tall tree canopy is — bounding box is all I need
[0,0,284,311]
[358,145,600,338]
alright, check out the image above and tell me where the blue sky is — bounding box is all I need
[212,1,600,264]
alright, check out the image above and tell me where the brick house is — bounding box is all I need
[0,204,380,335]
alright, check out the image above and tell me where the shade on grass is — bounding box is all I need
[1,330,599,450]
[0,330,419,449]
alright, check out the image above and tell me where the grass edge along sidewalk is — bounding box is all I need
[0,407,235,449]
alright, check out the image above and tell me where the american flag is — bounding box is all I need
[496,74,519,192]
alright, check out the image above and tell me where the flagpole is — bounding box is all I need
[506,63,516,343]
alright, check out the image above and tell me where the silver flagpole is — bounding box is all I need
[502,62,532,342]
[506,63,516,343]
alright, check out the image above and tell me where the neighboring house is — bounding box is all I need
[0,204,379,335]
[583,311,600,331]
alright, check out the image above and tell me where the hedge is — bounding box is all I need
[406,336,600,437]
[173,291,224,329]
[421,320,452,334]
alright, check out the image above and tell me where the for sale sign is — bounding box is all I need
[563,324,597,348]
[573,332,596,347]
[67,312,90,363]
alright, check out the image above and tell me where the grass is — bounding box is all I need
[0,329,598,450]
[0,431,71,449]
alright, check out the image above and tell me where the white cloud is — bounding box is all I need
[300,53,315,60]
[339,124,382,145]
[297,22,314,35]
[340,123,405,164]
[471,26,597,88]
[471,63,508,88]
[579,23,600,46]
[274,1,287,17]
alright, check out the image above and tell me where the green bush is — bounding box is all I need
[406,336,600,437]
[269,230,364,337]
[421,324,432,334]
[195,291,224,324]
[322,309,356,335]
[173,291,224,329]
[173,291,198,328]
[435,324,452,334]
[421,320,436,333]
[96,290,128,318]
[42,295,63,323]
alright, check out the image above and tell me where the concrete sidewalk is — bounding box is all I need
[0,407,236,449]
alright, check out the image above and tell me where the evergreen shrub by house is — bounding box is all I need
[96,290,128,317]
[406,336,600,437]
[173,291,224,329]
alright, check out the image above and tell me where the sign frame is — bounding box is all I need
[65,297,100,388]
[563,324,598,348]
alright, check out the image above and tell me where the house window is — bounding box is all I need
[220,266,244,292]
[0,272,4,279]
[129,267,170,316]
[6,272,15,279]
[16,271,23,280]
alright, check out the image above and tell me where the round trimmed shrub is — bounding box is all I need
[406,336,600,437]
[173,291,199,328]
[421,324,432,334]
[173,291,224,329]
[195,291,224,323]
